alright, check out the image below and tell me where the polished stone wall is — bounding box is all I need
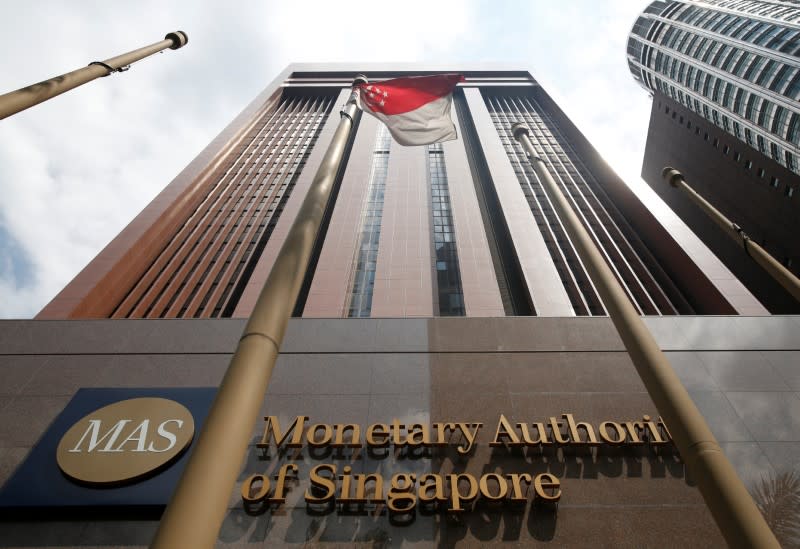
[1,316,798,547]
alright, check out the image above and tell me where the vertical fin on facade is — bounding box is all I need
[454,90,535,316]
[484,89,687,316]
[291,101,362,317]
[108,88,337,319]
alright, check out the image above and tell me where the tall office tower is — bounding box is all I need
[628,0,800,173]
[628,0,800,313]
[8,66,800,548]
[37,66,764,320]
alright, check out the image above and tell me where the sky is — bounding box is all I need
[0,0,669,318]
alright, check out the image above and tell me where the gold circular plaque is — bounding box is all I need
[56,397,195,485]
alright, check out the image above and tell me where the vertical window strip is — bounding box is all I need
[347,125,391,318]
[427,143,465,316]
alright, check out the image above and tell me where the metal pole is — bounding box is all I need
[0,31,188,120]
[512,123,780,549]
[151,76,366,549]
[663,167,800,303]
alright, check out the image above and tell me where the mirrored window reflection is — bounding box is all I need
[348,125,391,318]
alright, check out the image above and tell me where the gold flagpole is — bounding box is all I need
[512,123,779,549]
[0,32,188,120]
[151,75,366,549]
[663,167,800,303]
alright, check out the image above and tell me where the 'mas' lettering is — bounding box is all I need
[68,419,183,453]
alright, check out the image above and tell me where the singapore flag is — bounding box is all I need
[357,74,465,146]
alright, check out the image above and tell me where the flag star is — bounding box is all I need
[379,100,385,106]
[383,91,388,97]
[366,85,373,91]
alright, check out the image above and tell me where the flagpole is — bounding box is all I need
[512,123,779,549]
[663,167,800,303]
[0,31,188,120]
[151,75,366,549]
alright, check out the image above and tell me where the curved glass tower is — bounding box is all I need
[627,0,800,174]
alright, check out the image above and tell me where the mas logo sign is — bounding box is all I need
[0,388,215,512]
[56,397,195,485]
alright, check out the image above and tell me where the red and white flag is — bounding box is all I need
[357,74,465,146]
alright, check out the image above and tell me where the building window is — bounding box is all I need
[770,143,781,162]
[770,176,780,188]
[427,143,465,316]
[787,152,798,173]
[348,125,391,318]
[757,135,767,154]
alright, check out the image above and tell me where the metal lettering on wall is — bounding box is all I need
[242,413,673,517]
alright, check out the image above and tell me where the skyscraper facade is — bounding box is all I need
[4,65,799,548]
[628,0,800,174]
[628,0,800,313]
[37,66,764,320]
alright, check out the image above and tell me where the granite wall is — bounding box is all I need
[1,316,798,547]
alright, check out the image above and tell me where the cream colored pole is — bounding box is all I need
[0,32,188,120]
[512,123,779,549]
[663,167,800,303]
[151,76,366,549]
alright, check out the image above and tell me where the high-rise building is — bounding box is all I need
[3,65,799,548]
[628,0,800,313]
[38,66,765,320]
[628,0,800,174]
